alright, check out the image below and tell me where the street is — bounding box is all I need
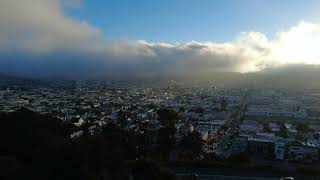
[213,101,246,156]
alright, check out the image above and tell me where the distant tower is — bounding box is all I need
[209,84,215,96]
[76,80,82,91]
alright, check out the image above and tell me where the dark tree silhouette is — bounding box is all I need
[157,108,178,127]
[0,109,177,180]
[180,131,203,157]
[157,108,178,160]
[276,124,288,138]
[157,126,176,160]
[117,109,128,128]
[219,97,227,111]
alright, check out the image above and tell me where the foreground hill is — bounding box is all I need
[0,109,177,180]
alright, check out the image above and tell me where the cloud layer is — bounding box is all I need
[1,0,320,79]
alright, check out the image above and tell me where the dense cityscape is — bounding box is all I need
[1,76,320,179]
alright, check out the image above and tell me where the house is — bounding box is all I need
[240,120,263,135]
[231,137,248,155]
[269,123,281,132]
[248,133,286,160]
[248,136,275,160]
[196,121,225,141]
[246,99,308,119]
[176,123,191,143]
[275,141,286,160]
[288,141,319,163]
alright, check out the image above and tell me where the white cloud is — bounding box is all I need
[0,0,320,77]
[0,0,102,53]
[272,21,320,64]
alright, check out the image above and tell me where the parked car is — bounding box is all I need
[280,177,294,180]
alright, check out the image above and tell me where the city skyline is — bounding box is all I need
[1,2,320,179]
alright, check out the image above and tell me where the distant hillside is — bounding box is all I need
[166,65,320,90]
[246,65,320,90]
[0,72,16,80]
[0,72,48,88]
[1,64,320,90]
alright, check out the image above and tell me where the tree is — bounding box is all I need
[221,124,228,132]
[296,123,311,133]
[263,123,272,133]
[276,124,288,138]
[179,106,185,112]
[157,108,178,127]
[157,126,176,160]
[219,98,227,111]
[195,107,204,114]
[0,109,181,179]
[180,131,203,156]
[0,109,137,179]
[117,110,128,128]
[156,108,179,160]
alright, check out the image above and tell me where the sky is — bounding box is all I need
[1,0,320,79]
[66,0,320,42]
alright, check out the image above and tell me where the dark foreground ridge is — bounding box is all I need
[0,109,319,180]
[0,109,177,180]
